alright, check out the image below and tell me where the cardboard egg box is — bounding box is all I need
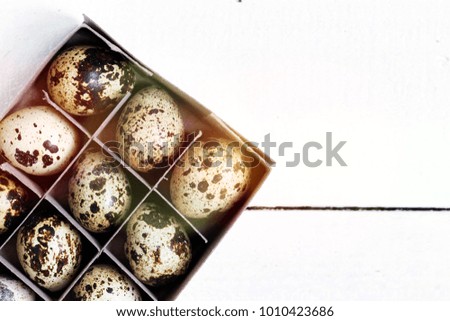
[0,16,273,301]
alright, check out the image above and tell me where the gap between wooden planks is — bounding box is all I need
[246,206,450,211]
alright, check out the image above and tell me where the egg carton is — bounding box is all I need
[0,16,273,301]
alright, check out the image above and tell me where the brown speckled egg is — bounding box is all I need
[73,264,141,301]
[0,106,80,176]
[116,87,184,172]
[125,202,191,286]
[170,138,251,219]
[68,150,132,233]
[47,46,135,116]
[0,275,35,301]
[16,214,82,292]
[0,170,28,234]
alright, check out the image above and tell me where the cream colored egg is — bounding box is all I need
[0,106,80,176]
[125,202,191,286]
[68,150,132,233]
[47,46,135,116]
[17,215,82,292]
[170,138,251,219]
[0,170,28,234]
[116,87,184,172]
[73,264,141,301]
[0,275,35,301]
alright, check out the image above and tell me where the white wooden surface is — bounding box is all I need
[179,210,450,300]
[1,0,450,300]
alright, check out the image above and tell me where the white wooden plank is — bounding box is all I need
[178,210,450,300]
[1,1,450,206]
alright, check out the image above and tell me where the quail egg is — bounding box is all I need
[73,264,141,301]
[68,150,132,233]
[125,202,191,286]
[0,106,80,176]
[0,170,28,234]
[17,214,82,292]
[170,138,251,219]
[116,87,184,172]
[0,275,35,301]
[47,46,135,116]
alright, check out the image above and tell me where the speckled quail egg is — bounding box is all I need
[170,138,251,219]
[0,170,28,234]
[0,106,80,176]
[68,150,132,233]
[125,202,191,286]
[17,214,82,292]
[47,46,135,116]
[73,264,141,301]
[0,275,35,301]
[116,87,184,172]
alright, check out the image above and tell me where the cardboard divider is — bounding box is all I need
[62,252,153,301]
[98,188,152,252]
[103,249,157,301]
[43,90,134,140]
[31,137,94,206]
[42,91,92,139]
[0,255,49,301]
[46,140,151,248]
[0,255,44,301]
[57,251,102,301]
[0,103,90,191]
[153,190,208,244]
[0,163,45,198]
[104,191,209,300]
[93,137,153,192]
[150,131,204,191]
[90,92,132,138]
[0,200,100,301]
[92,102,168,187]
[0,170,42,249]
[0,198,44,252]
[45,195,101,250]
